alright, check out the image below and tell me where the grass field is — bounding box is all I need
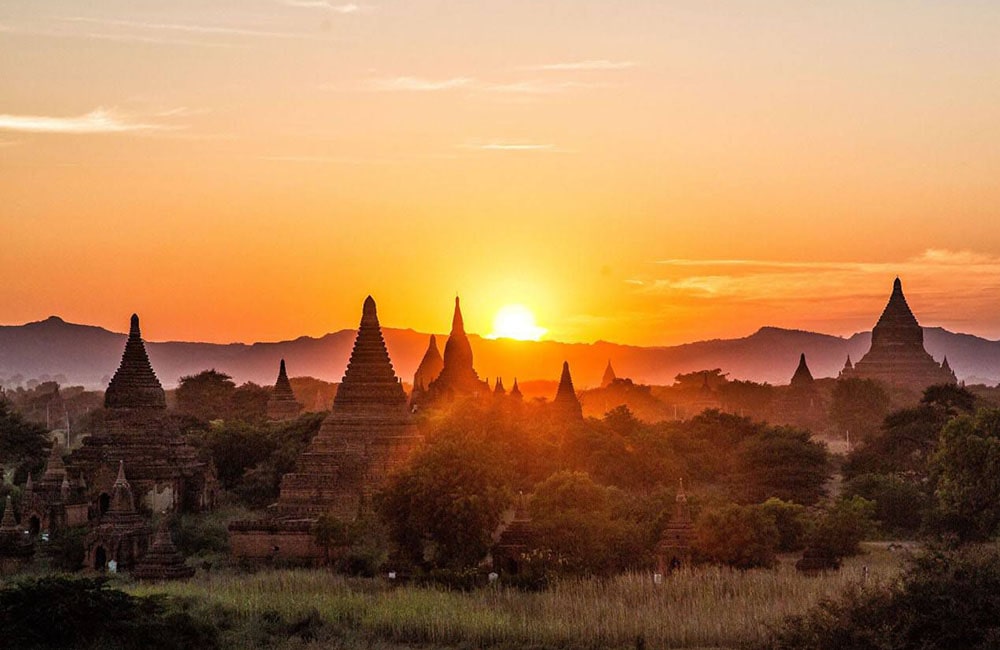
[123,545,907,650]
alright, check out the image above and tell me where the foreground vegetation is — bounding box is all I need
[121,547,903,649]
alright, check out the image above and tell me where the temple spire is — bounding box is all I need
[0,495,17,531]
[104,313,166,410]
[332,296,408,414]
[552,361,583,419]
[510,378,523,401]
[601,360,617,388]
[790,353,815,387]
[267,359,302,420]
[494,377,506,395]
[452,296,465,334]
[425,295,486,402]
[412,335,444,392]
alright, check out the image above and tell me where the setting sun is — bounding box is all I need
[488,304,547,341]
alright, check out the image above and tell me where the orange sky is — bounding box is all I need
[3,1,1000,345]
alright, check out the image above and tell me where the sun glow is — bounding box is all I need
[488,304,547,341]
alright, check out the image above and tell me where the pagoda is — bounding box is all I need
[841,278,956,390]
[69,314,215,514]
[655,479,694,573]
[132,518,195,580]
[21,442,89,536]
[551,362,583,420]
[601,361,617,388]
[412,335,444,392]
[0,495,34,573]
[420,297,489,406]
[104,314,166,410]
[777,353,824,429]
[510,379,523,401]
[493,377,506,396]
[229,296,421,563]
[266,359,303,421]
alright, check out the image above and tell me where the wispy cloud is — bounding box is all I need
[57,16,325,41]
[522,59,638,71]
[0,108,174,134]
[462,141,560,152]
[361,76,604,95]
[0,23,243,48]
[366,76,473,92]
[280,1,367,12]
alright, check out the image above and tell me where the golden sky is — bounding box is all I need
[2,1,1000,345]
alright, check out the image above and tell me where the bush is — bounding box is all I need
[694,503,779,568]
[843,473,928,537]
[0,576,219,649]
[759,545,1000,650]
[759,498,810,552]
[808,496,876,559]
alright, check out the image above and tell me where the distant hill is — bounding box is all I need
[1,316,998,390]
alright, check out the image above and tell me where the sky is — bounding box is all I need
[2,1,1000,346]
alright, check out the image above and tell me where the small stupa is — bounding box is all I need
[132,517,195,580]
[267,359,303,421]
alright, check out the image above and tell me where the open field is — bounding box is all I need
[122,545,907,650]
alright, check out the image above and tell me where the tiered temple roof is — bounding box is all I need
[841,278,956,390]
[267,359,303,421]
[422,298,489,404]
[70,314,214,515]
[231,297,422,562]
[104,314,166,410]
[551,362,583,420]
[510,379,523,401]
[271,296,419,520]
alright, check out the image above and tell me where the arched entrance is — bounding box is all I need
[98,493,110,515]
[94,546,107,571]
[28,515,40,537]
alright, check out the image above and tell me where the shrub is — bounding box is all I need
[0,576,218,649]
[759,545,1000,650]
[694,503,779,568]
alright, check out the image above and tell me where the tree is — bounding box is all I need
[829,378,891,442]
[175,370,236,422]
[376,430,512,570]
[844,405,946,481]
[735,427,830,505]
[528,471,644,575]
[694,503,780,569]
[0,399,50,483]
[842,473,928,537]
[807,496,876,559]
[931,408,1000,542]
[232,382,270,424]
[758,498,810,552]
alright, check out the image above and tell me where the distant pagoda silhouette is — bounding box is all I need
[551,361,583,420]
[230,296,421,563]
[418,297,488,406]
[104,314,166,410]
[410,334,444,407]
[840,278,956,390]
[266,359,302,421]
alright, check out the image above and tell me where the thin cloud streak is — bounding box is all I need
[0,108,174,134]
[362,76,605,95]
[280,1,366,12]
[465,141,558,152]
[522,59,638,71]
[57,16,326,41]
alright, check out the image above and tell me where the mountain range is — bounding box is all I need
[1,316,999,390]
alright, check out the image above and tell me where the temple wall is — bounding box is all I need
[229,529,326,563]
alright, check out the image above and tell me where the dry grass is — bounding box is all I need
[122,546,907,649]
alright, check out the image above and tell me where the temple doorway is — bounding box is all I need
[94,546,107,571]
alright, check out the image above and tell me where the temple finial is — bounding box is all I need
[130,313,140,337]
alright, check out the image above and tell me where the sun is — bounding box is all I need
[487,304,547,341]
